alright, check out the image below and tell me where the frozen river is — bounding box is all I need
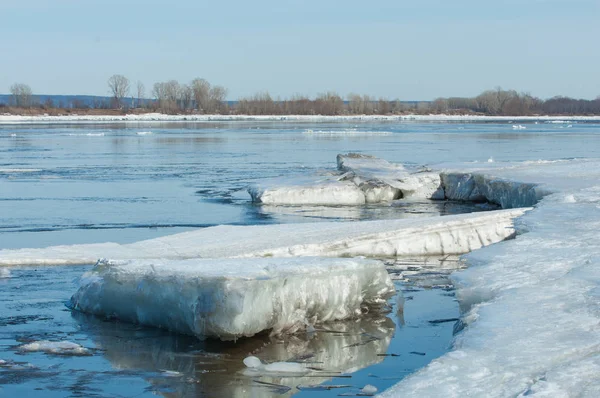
[2,119,600,397]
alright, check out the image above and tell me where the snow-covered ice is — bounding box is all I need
[0,208,526,266]
[249,176,366,205]
[379,158,600,397]
[337,153,444,200]
[18,340,91,356]
[249,153,443,205]
[69,257,394,340]
[2,113,600,124]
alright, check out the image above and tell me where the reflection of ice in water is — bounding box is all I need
[257,200,497,223]
[386,256,465,288]
[72,312,395,397]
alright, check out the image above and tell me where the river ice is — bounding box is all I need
[69,257,394,340]
[380,158,600,397]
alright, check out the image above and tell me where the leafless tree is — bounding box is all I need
[136,81,145,108]
[315,92,344,115]
[191,78,211,113]
[10,83,33,108]
[108,74,130,108]
[180,84,193,111]
[208,85,228,113]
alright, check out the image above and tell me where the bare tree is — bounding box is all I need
[191,78,211,113]
[180,84,193,111]
[208,85,227,113]
[136,81,145,108]
[107,74,130,108]
[10,83,33,108]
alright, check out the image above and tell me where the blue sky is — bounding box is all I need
[1,0,598,100]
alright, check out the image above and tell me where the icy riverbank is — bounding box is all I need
[380,159,600,397]
[2,113,600,124]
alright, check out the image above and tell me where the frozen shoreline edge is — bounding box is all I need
[2,113,600,124]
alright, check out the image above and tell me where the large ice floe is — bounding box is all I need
[380,158,600,397]
[69,257,394,340]
[0,208,525,266]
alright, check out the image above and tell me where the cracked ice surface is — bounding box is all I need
[69,257,394,340]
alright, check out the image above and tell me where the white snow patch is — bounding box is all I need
[136,131,153,135]
[0,209,526,266]
[512,124,526,130]
[18,340,91,356]
[69,257,395,340]
[1,113,600,124]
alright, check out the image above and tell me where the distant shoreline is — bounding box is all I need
[1,113,600,124]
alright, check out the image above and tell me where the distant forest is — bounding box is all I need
[3,76,600,116]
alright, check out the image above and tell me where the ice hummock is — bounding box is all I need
[0,209,526,266]
[248,175,366,205]
[337,153,444,201]
[249,154,443,205]
[69,257,395,340]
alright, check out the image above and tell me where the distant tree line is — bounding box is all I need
[431,87,600,116]
[3,79,600,116]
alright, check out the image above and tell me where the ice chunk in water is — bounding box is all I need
[243,356,262,368]
[69,257,395,340]
[249,178,366,205]
[361,384,378,395]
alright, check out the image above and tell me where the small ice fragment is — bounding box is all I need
[0,359,6,365]
[19,340,91,356]
[361,384,378,395]
[0,268,10,278]
[263,361,307,374]
[136,131,153,135]
[487,157,494,163]
[564,194,576,203]
[243,356,262,368]
[160,370,183,377]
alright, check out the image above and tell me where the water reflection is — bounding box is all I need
[252,200,497,223]
[72,313,394,397]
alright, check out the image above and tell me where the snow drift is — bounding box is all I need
[69,257,394,340]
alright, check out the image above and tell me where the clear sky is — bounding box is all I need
[1,0,598,100]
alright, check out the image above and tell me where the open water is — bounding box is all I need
[2,120,600,397]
